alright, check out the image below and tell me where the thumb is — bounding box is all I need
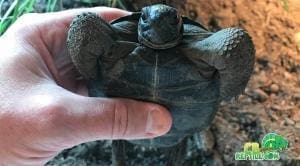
[59,91,172,145]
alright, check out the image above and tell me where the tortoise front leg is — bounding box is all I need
[112,140,127,166]
[67,12,117,79]
[184,28,255,100]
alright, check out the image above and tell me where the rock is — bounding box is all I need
[284,71,293,80]
[269,113,280,121]
[295,32,300,47]
[293,93,300,101]
[257,71,268,86]
[269,93,277,100]
[280,120,285,126]
[270,83,280,93]
[295,123,300,129]
[238,94,252,104]
[285,117,295,126]
[271,105,283,111]
[254,65,260,73]
[252,88,269,102]
[292,111,300,122]
[270,105,294,112]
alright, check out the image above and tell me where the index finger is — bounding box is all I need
[44,7,131,54]
[4,7,131,61]
[4,7,130,37]
[49,7,131,25]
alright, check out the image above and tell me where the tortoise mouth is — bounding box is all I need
[138,31,182,49]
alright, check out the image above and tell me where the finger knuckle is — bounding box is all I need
[112,100,129,138]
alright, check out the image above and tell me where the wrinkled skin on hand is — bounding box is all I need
[0,7,172,165]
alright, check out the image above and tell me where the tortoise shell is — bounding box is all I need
[67,4,255,147]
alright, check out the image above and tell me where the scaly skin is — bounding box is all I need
[67,12,117,79]
[67,5,255,147]
[184,28,255,100]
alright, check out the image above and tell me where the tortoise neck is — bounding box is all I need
[138,34,182,50]
[138,24,184,50]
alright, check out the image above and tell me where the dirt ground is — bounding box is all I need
[182,0,300,162]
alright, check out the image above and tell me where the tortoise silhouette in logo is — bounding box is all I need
[262,133,288,151]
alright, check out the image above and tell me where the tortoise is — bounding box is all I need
[67,4,255,148]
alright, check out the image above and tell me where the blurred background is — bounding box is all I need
[0,0,299,165]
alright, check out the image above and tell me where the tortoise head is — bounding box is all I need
[138,4,183,49]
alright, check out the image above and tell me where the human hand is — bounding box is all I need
[0,7,172,165]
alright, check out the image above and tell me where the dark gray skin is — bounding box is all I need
[138,4,183,49]
[67,4,255,147]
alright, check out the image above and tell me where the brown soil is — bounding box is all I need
[182,0,300,162]
[185,0,300,62]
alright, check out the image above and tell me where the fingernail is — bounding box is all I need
[145,109,170,137]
